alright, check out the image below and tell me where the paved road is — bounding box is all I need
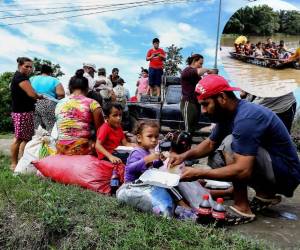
[0,138,11,156]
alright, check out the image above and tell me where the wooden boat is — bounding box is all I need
[229,52,300,70]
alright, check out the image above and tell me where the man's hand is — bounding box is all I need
[180,167,202,181]
[168,152,185,168]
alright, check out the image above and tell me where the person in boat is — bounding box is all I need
[254,42,264,58]
[288,47,300,63]
[277,40,290,60]
[264,38,277,59]
[244,41,252,56]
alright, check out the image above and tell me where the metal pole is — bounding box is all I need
[214,0,222,69]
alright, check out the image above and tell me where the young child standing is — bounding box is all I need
[95,102,135,164]
[125,121,191,210]
[146,38,166,97]
[136,69,150,101]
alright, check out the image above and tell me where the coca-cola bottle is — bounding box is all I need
[197,194,212,225]
[110,168,120,195]
[212,198,226,227]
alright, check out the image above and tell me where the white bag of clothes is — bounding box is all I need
[178,181,215,209]
[116,182,175,218]
[14,127,56,175]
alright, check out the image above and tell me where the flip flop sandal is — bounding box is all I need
[249,195,282,212]
[225,206,256,226]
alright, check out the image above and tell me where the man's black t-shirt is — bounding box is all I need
[10,71,35,113]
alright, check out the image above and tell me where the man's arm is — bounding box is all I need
[169,138,216,167]
[181,153,255,182]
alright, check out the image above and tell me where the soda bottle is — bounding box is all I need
[197,194,212,225]
[212,198,226,227]
[110,168,120,195]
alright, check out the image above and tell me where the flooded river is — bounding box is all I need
[220,35,300,98]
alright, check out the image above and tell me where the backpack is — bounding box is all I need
[160,131,192,154]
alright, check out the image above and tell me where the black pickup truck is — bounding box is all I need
[127,76,212,135]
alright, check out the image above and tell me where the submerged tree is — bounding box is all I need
[164,44,183,76]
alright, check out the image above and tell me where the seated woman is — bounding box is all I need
[30,64,65,132]
[254,42,264,58]
[55,69,104,155]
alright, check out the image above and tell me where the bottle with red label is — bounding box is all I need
[110,168,120,196]
[212,198,226,227]
[197,194,212,225]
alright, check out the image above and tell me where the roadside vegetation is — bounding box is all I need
[0,153,268,250]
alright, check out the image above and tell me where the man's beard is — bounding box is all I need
[204,100,228,123]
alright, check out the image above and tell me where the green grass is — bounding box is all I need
[0,132,13,139]
[0,153,268,250]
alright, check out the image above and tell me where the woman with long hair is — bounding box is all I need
[180,54,216,135]
[10,57,42,170]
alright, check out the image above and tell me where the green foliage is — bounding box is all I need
[165,44,183,76]
[279,10,300,35]
[0,154,268,250]
[0,72,14,132]
[32,57,64,78]
[224,5,299,36]
[0,57,64,133]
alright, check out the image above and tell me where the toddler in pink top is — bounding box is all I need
[136,69,149,101]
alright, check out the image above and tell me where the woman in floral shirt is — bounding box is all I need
[55,69,104,155]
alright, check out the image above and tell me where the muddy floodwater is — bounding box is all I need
[220,35,300,98]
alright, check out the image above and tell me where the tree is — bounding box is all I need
[223,5,280,35]
[280,10,300,35]
[164,44,183,76]
[32,57,64,78]
[0,72,14,132]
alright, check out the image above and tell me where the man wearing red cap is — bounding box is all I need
[169,74,300,225]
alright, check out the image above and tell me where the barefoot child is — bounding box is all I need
[95,102,135,164]
[125,121,191,210]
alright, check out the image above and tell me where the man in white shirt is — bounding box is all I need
[95,68,113,101]
[83,63,97,91]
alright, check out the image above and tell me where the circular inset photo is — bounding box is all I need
[221,3,300,98]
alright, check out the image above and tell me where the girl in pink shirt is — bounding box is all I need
[136,69,150,101]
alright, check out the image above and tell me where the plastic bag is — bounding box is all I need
[33,155,124,194]
[139,169,180,188]
[14,127,56,175]
[117,182,175,218]
[178,181,215,209]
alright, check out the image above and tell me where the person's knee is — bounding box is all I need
[13,137,23,145]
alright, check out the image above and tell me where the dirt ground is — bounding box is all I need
[1,138,300,249]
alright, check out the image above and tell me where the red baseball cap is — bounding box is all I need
[195,74,240,100]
